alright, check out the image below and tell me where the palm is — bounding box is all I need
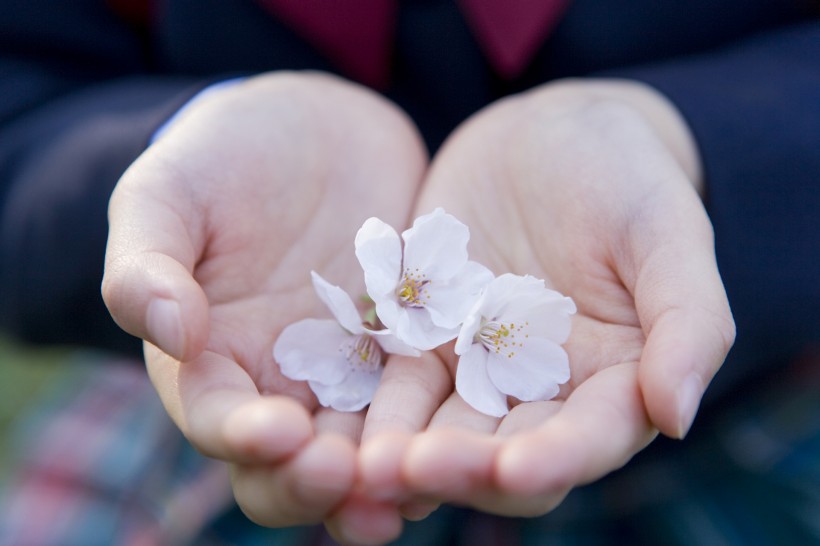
[419,105,649,397]
[178,87,421,405]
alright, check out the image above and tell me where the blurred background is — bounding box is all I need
[0,336,67,482]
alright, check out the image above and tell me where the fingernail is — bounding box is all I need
[676,374,703,439]
[147,298,184,358]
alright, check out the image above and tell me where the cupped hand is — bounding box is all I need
[102,72,427,538]
[359,79,736,519]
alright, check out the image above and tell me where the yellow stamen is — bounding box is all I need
[397,268,430,307]
[477,319,527,359]
[339,334,384,372]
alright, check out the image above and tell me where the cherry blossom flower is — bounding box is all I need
[273,271,419,412]
[355,208,493,350]
[454,273,576,417]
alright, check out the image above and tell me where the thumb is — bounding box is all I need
[625,191,735,439]
[102,157,209,361]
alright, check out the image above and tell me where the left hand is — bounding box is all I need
[356,78,736,519]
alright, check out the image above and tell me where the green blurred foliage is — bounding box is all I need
[0,337,68,479]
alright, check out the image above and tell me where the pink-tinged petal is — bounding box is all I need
[455,343,509,417]
[374,297,400,331]
[310,271,364,334]
[308,367,383,412]
[480,273,545,320]
[504,295,576,344]
[425,261,494,329]
[369,329,421,357]
[395,306,459,351]
[476,274,575,343]
[273,319,351,385]
[401,208,469,280]
[355,217,402,299]
[455,303,483,355]
[485,337,569,402]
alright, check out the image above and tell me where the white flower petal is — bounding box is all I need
[308,367,382,412]
[504,295,576,344]
[373,297,400,331]
[369,328,421,357]
[425,261,494,329]
[486,336,569,402]
[455,343,509,417]
[480,273,545,320]
[395,306,459,351]
[355,217,402,299]
[401,208,469,280]
[475,274,576,344]
[310,271,364,334]
[273,319,351,385]
[454,304,483,355]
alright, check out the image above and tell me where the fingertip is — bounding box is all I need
[494,430,574,497]
[403,429,498,497]
[104,252,209,361]
[292,434,358,501]
[639,311,731,439]
[229,433,358,528]
[148,263,210,362]
[146,297,185,359]
[403,431,448,492]
[359,432,412,501]
[223,397,313,462]
[674,373,704,439]
[326,495,404,546]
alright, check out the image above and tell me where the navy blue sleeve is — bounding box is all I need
[0,2,207,355]
[607,22,820,399]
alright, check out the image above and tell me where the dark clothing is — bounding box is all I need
[1,0,818,404]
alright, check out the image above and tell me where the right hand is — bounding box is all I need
[102,72,427,543]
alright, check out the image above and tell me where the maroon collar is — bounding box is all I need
[257,0,571,87]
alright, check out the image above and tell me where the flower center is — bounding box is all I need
[340,334,384,372]
[397,268,430,308]
[477,319,528,359]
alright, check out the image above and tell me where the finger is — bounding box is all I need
[403,427,500,502]
[103,158,209,361]
[495,399,562,436]
[358,351,452,500]
[324,494,404,546]
[145,344,312,463]
[362,351,453,440]
[624,193,736,438]
[358,432,413,502]
[393,388,502,507]
[427,392,501,433]
[230,433,357,528]
[640,308,734,438]
[495,363,656,508]
[318,406,404,546]
[403,426,558,517]
[314,406,366,444]
[399,401,564,516]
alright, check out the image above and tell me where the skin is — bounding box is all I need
[102,72,426,540]
[358,80,735,535]
[103,73,735,544]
